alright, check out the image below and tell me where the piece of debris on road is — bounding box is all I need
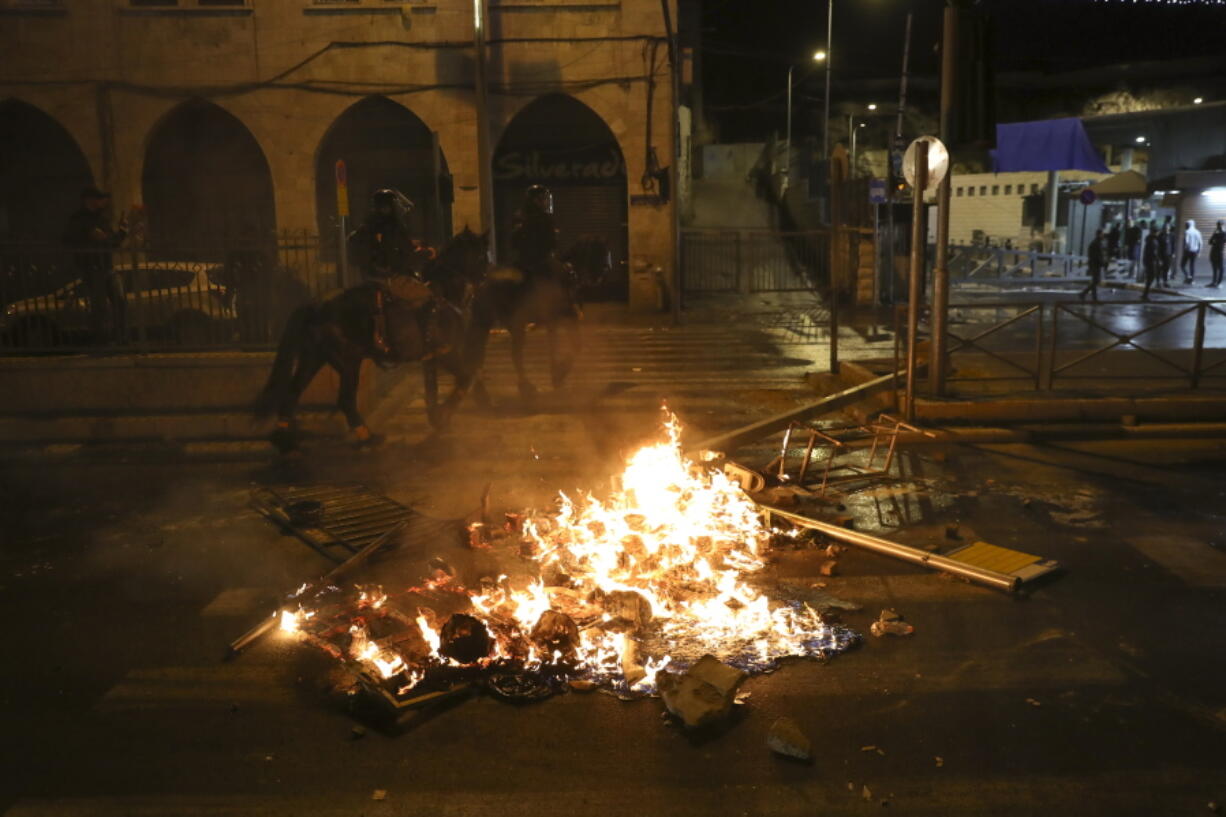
[658,654,746,729]
[766,717,812,761]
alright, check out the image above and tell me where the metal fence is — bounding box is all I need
[943,243,1095,282]
[0,231,339,354]
[894,299,1226,394]
[681,229,829,294]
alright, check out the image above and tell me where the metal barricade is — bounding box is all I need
[0,231,339,354]
[682,229,828,295]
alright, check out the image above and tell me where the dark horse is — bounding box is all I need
[465,235,611,403]
[254,229,490,451]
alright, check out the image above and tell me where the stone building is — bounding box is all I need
[0,0,684,306]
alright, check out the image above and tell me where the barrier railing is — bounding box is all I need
[893,298,1226,393]
[681,229,829,294]
[943,244,1091,282]
[0,231,338,354]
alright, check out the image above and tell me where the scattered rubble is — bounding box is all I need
[658,655,747,729]
[870,609,914,638]
[819,560,839,577]
[767,717,812,761]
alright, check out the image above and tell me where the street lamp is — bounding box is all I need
[847,104,877,179]
[785,49,828,193]
[822,0,833,161]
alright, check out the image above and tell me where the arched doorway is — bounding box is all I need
[0,100,94,244]
[142,100,276,256]
[315,96,451,255]
[494,94,628,300]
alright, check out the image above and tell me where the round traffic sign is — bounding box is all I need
[902,136,949,193]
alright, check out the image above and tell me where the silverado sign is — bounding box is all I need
[494,147,625,184]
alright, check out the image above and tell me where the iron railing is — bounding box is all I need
[0,230,339,354]
[941,243,1108,282]
[681,229,829,294]
[893,298,1226,394]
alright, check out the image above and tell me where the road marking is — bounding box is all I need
[199,587,269,617]
[96,663,299,711]
[1129,535,1226,587]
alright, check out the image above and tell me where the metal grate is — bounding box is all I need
[250,484,417,563]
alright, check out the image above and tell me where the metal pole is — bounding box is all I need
[895,12,912,147]
[763,505,1021,592]
[785,65,793,191]
[337,218,349,287]
[849,115,857,177]
[905,140,928,421]
[473,0,497,260]
[661,0,683,324]
[822,0,833,161]
[930,4,956,396]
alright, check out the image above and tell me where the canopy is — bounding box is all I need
[992,118,1110,174]
[1085,169,1149,200]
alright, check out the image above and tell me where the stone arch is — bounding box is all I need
[315,96,451,253]
[493,93,629,299]
[0,98,95,243]
[141,99,276,256]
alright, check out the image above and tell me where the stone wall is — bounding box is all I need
[0,0,679,310]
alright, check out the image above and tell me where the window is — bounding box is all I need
[1004,184,1012,195]
[1031,184,1038,194]
[991,185,1000,195]
[967,187,975,197]
[956,187,964,197]
[979,185,987,196]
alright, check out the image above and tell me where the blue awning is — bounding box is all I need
[991,118,1110,174]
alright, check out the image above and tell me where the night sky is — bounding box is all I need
[701,0,1226,140]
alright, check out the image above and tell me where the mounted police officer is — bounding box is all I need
[511,184,562,285]
[347,188,434,359]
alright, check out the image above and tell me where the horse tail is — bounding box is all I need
[253,304,312,421]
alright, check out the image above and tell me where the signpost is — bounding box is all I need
[335,159,350,286]
[869,178,888,204]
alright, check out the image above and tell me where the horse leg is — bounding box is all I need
[463,309,494,409]
[436,347,472,426]
[272,349,324,453]
[423,357,443,430]
[336,352,379,446]
[512,322,536,400]
[550,313,580,388]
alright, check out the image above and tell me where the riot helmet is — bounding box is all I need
[371,188,413,217]
[524,184,553,215]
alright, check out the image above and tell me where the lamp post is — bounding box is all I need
[785,50,826,194]
[848,105,877,179]
[822,0,833,160]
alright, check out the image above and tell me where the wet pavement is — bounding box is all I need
[3,300,1226,816]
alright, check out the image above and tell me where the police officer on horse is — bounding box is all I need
[347,188,435,359]
[511,184,564,285]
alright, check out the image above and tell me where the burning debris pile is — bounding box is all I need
[277,409,858,715]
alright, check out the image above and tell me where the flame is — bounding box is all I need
[278,407,855,695]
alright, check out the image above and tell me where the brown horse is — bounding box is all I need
[464,236,611,404]
[254,229,490,451]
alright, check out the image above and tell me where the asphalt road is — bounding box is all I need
[3,305,1226,816]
